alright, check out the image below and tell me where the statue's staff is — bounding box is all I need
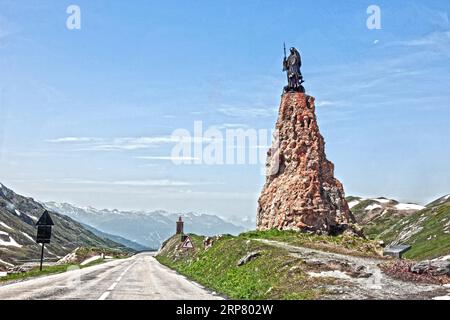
[283,42,289,89]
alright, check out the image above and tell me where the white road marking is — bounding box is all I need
[108,282,118,291]
[98,291,110,300]
[98,260,139,300]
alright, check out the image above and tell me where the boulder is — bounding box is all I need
[237,252,261,267]
[411,260,450,276]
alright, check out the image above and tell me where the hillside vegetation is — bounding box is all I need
[156,230,383,300]
[377,201,450,260]
[346,195,450,260]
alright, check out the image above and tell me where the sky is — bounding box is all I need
[0,0,449,222]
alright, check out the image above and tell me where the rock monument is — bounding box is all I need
[256,47,356,235]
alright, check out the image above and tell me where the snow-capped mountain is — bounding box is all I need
[347,196,425,225]
[0,183,127,270]
[44,202,247,249]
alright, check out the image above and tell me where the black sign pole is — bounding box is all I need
[39,243,45,271]
[36,210,54,272]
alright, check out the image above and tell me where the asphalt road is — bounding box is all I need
[0,252,222,300]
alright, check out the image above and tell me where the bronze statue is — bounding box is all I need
[283,44,304,93]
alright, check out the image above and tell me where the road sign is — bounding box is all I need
[35,210,55,271]
[182,236,194,249]
[36,226,52,244]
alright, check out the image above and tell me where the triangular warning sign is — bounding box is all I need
[182,236,194,249]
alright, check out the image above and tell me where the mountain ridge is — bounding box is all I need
[44,202,247,249]
[0,182,129,270]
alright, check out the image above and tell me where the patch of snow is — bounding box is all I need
[0,222,13,230]
[44,247,57,256]
[365,204,382,211]
[395,203,425,211]
[21,232,35,243]
[14,209,21,216]
[308,270,352,280]
[374,198,391,204]
[348,200,360,209]
[432,255,450,262]
[0,232,23,248]
[0,272,7,277]
[27,214,38,222]
[0,258,14,267]
[80,255,102,266]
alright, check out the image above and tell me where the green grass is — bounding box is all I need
[0,246,127,284]
[0,264,75,283]
[362,212,404,240]
[157,234,320,300]
[240,229,382,258]
[0,259,105,283]
[379,202,450,260]
[155,230,380,300]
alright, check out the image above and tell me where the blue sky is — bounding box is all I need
[0,0,449,221]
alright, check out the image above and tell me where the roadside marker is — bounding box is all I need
[182,236,194,249]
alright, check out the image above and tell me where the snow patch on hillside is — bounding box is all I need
[365,204,382,211]
[0,222,13,230]
[0,231,23,248]
[27,214,38,222]
[21,232,35,243]
[374,198,391,204]
[395,203,425,211]
[0,258,14,267]
[348,200,361,209]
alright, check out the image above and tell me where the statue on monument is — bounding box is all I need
[283,44,305,93]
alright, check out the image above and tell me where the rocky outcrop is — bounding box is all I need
[257,92,355,235]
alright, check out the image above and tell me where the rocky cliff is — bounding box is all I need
[257,92,355,234]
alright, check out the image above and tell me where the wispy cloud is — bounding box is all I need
[390,30,450,51]
[47,137,101,143]
[47,135,216,151]
[135,156,200,161]
[112,180,191,187]
[218,106,276,118]
[47,136,185,151]
[46,178,194,187]
[212,123,249,129]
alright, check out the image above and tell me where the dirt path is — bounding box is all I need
[256,239,449,300]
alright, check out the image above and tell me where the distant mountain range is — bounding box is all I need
[44,202,247,250]
[0,183,127,271]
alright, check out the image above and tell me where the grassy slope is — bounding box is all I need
[156,230,381,300]
[0,183,132,266]
[362,211,405,240]
[0,247,128,283]
[379,202,450,260]
[349,200,405,239]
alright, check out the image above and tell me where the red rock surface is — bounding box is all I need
[257,92,355,234]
